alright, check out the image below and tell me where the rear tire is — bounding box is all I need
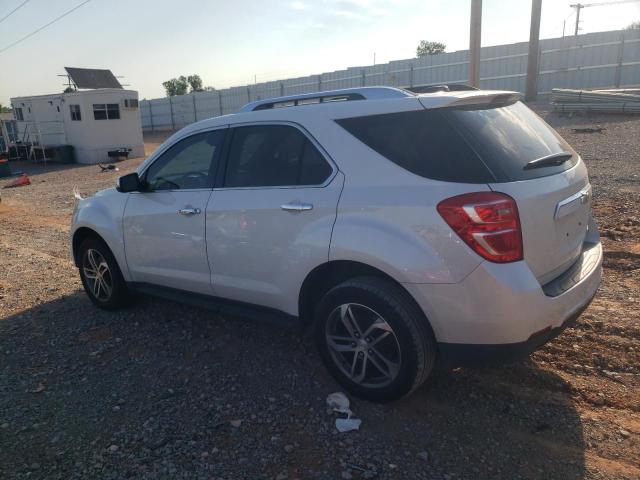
[314,276,436,402]
[78,237,130,310]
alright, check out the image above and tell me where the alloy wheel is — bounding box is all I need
[82,249,113,302]
[325,303,402,388]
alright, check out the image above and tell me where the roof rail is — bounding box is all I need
[238,87,413,112]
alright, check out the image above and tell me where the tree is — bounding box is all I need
[63,86,75,93]
[416,40,446,57]
[0,104,11,113]
[187,74,203,92]
[204,86,216,92]
[162,76,189,96]
[627,21,640,30]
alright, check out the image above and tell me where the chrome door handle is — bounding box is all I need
[178,207,201,215]
[281,202,313,212]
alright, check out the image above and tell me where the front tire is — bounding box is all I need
[314,276,436,402]
[78,237,129,310]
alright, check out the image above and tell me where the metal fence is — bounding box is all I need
[140,28,640,131]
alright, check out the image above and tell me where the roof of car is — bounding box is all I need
[177,87,521,133]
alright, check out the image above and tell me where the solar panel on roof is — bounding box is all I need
[64,67,122,89]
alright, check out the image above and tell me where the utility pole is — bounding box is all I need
[571,3,583,35]
[570,1,639,35]
[469,0,482,87]
[525,0,542,102]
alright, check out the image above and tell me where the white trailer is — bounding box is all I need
[10,88,144,164]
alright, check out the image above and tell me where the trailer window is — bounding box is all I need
[14,108,24,121]
[93,103,120,120]
[70,105,81,121]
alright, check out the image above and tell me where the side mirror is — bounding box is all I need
[117,172,144,192]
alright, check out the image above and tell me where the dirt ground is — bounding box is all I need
[0,113,638,480]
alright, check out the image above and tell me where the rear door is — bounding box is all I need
[123,128,226,294]
[205,123,342,313]
[441,101,592,284]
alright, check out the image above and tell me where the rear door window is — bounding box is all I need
[224,125,333,187]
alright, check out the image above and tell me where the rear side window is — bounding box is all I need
[336,110,494,183]
[336,101,578,183]
[441,101,577,181]
[224,125,332,188]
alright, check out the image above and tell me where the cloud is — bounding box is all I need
[331,0,391,20]
[291,1,308,10]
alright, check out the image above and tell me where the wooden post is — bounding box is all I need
[168,96,175,131]
[615,30,626,88]
[192,94,197,123]
[148,101,154,132]
[469,0,482,88]
[525,0,542,102]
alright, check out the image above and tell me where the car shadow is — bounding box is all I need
[0,292,586,479]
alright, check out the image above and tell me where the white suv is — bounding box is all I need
[71,86,602,401]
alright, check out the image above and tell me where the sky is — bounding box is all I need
[0,0,639,105]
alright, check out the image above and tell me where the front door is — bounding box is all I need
[206,123,342,314]
[123,128,226,294]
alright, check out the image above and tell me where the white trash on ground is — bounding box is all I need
[326,392,362,432]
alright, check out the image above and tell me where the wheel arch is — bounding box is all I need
[298,260,431,332]
[72,227,105,266]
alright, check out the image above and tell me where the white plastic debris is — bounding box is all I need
[327,392,351,414]
[335,417,362,433]
[327,392,361,432]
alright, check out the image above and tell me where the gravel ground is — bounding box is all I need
[0,115,638,480]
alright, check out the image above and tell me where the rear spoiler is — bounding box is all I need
[419,91,523,110]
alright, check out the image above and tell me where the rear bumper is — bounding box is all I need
[403,238,602,365]
[437,286,596,367]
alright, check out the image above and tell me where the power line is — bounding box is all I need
[0,0,92,55]
[0,0,30,24]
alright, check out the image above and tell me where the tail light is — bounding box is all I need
[437,192,523,263]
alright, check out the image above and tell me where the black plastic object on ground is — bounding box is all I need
[0,158,11,178]
[107,148,132,161]
[52,145,75,164]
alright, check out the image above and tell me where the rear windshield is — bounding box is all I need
[335,101,577,183]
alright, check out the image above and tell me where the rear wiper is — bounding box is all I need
[523,152,573,170]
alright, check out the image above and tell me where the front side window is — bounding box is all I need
[14,107,24,121]
[93,103,120,120]
[70,104,81,121]
[144,130,225,191]
[224,125,332,188]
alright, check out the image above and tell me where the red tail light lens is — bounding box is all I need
[437,192,523,263]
